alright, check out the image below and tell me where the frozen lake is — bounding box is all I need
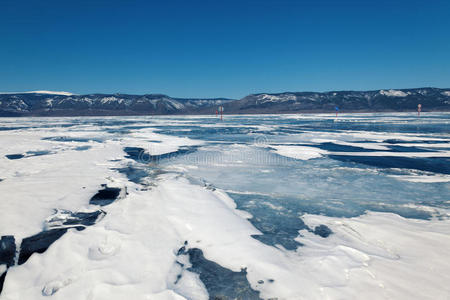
[1,113,449,299]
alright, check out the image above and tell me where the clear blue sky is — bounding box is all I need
[1,0,449,98]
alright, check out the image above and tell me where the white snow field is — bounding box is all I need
[0,113,449,299]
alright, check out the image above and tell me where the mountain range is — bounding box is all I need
[0,88,449,117]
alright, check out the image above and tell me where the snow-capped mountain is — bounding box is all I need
[0,92,235,116]
[0,88,449,116]
[221,88,450,114]
[0,90,74,96]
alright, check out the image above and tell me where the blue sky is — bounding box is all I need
[1,0,449,98]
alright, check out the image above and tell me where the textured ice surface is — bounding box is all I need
[0,113,449,299]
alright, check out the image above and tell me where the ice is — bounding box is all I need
[298,212,450,299]
[327,150,450,157]
[1,189,198,299]
[270,145,327,160]
[311,139,392,150]
[123,127,203,156]
[388,174,450,183]
[0,141,125,239]
[0,113,449,299]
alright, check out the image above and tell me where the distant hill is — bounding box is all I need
[219,88,450,114]
[0,93,234,116]
[0,88,449,116]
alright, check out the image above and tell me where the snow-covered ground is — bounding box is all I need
[0,113,449,299]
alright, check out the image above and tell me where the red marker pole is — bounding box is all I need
[418,104,422,117]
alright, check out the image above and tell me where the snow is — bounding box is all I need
[0,90,74,96]
[5,174,450,299]
[299,212,450,299]
[0,132,125,239]
[165,99,185,110]
[270,144,450,160]
[388,174,450,183]
[442,91,450,96]
[259,94,296,103]
[270,145,327,160]
[0,124,202,239]
[45,98,54,107]
[1,114,449,299]
[124,127,203,155]
[379,90,408,97]
[100,96,121,104]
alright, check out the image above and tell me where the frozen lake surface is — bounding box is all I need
[0,113,449,299]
